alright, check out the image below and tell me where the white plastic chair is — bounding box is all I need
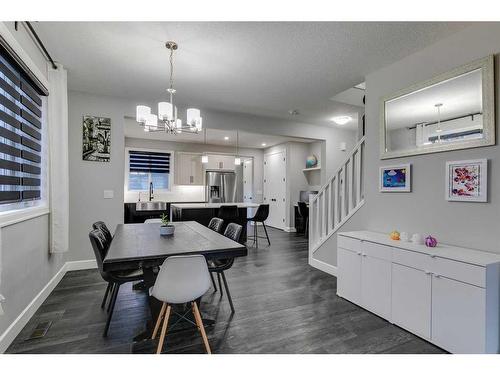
[144,218,162,223]
[150,254,212,354]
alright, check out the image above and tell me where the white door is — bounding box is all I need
[263,151,286,229]
[391,263,432,339]
[337,248,362,305]
[243,159,253,202]
[360,254,392,319]
[432,275,486,353]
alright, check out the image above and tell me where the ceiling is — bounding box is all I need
[386,69,482,129]
[124,117,316,148]
[35,22,469,126]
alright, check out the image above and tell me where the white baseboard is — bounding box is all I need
[66,259,97,271]
[284,227,296,232]
[0,258,97,353]
[309,257,337,277]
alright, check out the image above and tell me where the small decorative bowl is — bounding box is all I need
[160,225,175,236]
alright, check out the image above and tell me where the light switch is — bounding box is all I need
[103,190,114,199]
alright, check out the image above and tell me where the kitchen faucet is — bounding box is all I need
[149,182,154,201]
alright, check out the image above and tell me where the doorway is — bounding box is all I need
[263,150,286,230]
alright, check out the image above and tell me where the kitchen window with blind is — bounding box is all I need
[0,43,47,212]
[128,150,171,191]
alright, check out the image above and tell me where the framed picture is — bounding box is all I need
[82,115,111,162]
[379,164,411,192]
[446,159,487,202]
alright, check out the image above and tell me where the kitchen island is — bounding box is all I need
[171,202,260,243]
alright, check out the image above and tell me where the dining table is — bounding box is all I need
[103,221,248,352]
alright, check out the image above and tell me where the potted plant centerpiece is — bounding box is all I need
[159,213,175,236]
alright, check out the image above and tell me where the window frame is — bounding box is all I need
[0,25,49,227]
[125,147,173,194]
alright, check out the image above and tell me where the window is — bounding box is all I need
[128,150,171,191]
[0,44,46,211]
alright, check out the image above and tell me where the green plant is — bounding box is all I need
[161,213,170,226]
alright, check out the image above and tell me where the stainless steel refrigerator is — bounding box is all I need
[206,167,243,203]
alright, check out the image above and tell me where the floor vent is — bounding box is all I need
[27,321,52,340]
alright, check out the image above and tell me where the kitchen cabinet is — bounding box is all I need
[175,152,203,185]
[205,154,235,171]
[337,231,500,353]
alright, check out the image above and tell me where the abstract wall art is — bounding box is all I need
[446,159,487,202]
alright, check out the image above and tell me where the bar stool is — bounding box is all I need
[151,255,212,354]
[247,204,270,247]
[297,202,309,239]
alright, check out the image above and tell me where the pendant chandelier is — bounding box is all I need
[136,41,202,134]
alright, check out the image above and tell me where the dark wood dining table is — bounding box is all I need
[103,221,248,351]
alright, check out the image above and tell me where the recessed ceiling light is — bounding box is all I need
[261,143,267,147]
[224,136,229,140]
[332,116,352,125]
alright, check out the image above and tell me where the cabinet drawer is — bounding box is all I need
[432,257,485,288]
[392,248,432,271]
[363,241,392,262]
[338,235,361,252]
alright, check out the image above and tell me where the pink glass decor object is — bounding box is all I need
[425,235,438,248]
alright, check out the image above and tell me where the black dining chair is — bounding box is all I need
[297,202,309,239]
[207,223,242,313]
[92,221,114,308]
[246,204,270,247]
[89,229,144,337]
[207,217,224,233]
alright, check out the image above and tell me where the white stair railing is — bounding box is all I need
[309,136,366,255]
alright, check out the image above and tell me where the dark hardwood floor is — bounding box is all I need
[7,227,445,354]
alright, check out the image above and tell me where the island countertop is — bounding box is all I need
[171,202,260,209]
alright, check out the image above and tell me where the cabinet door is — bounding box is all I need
[190,154,203,185]
[175,153,190,185]
[337,247,361,305]
[432,275,486,353]
[360,254,392,319]
[392,263,431,339]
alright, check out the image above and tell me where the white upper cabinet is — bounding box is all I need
[205,154,235,171]
[175,152,203,185]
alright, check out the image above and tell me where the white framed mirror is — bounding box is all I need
[380,55,495,159]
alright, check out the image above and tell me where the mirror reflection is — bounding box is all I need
[384,68,483,154]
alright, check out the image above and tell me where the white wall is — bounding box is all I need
[0,23,66,348]
[315,23,500,268]
[124,137,264,203]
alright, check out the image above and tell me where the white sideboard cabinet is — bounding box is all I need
[337,231,500,354]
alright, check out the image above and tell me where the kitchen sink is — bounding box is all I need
[135,201,167,211]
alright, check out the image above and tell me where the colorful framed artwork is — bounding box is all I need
[446,159,487,202]
[379,164,411,192]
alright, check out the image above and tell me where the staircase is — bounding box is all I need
[308,136,366,275]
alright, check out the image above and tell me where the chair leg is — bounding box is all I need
[192,301,211,354]
[262,222,271,245]
[255,223,259,248]
[151,302,167,339]
[103,283,120,337]
[217,272,223,296]
[156,305,171,354]
[209,272,218,292]
[305,217,309,239]
[221,271,235,313]
[101,282,112,309]
[107,283,116,312]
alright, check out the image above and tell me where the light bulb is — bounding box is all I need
[145,113,158,131]
[187,108,201,126]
